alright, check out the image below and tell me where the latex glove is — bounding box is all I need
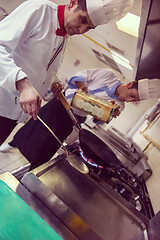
[16,78,42,120]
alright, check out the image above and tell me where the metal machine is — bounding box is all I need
[6,122,156,240]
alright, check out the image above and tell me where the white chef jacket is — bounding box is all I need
[0,0,67,122]
[65,68,125,117]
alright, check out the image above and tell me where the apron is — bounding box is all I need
[11,97,73,169]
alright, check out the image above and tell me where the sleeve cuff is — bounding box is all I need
[1,68,27,95]
[68,76,85,89]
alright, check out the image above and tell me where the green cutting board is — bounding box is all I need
[0,180,63,240]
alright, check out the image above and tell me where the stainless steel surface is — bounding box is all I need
[134,0,160,80]
[36,153,89,177]
[1,171,157,239]
[88,125,151,180]
[132,158,152,181]
[148,210,160,240]
[0,172,78,239]
[16,179,79,240]
[67,109,81,129]
[32,158,149,240]
[66,153,89,174]
[36,156,64,178]
[146,99,160,122]
[11,163,31,181]
[18,172,102,240]
[57,90,81,129]
[106,126,148,164]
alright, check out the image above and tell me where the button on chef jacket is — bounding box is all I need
[0,0,67,123]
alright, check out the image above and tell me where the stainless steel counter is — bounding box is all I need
[25,156,149,240]
[0,123,152,239]
[1,166,160,240]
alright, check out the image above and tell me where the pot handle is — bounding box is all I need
[57,91,81,129]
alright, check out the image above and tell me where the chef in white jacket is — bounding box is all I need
[1,67,159,170]
[65,68,125,121]
[0,0,134,145]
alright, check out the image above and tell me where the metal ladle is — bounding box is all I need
[37,114,89,175]
[17,95,89,175]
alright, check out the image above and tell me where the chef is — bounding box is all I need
[2,69,159,171]
[0,67,125,168]
[64,68,125,123]
[0,0,134,145]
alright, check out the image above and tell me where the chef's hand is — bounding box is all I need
[51,82,64,99]
[16,78,42,120]
[75,81,88,92]
[110,100,121,118]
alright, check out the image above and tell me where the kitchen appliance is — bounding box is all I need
[15,150,154,240]
[9,88,154,239]
[64,128,153,219]
[32,125,153,220]
[1,166,158,240]
[2,117,154,239]
[35,90,153,220]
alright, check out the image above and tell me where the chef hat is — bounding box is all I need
[138,79,149,100]
[86,0,134,26]
[138,78,160,100]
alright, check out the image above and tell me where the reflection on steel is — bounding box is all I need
[104,126,148,165]
[134,0,160,80]
[36,156,64,178]
[148,210,160,239]
[146,99,160,122]
[30,159,150,240]
[17,172,102,240]
[0,7,8,21]
[84,125,151,180]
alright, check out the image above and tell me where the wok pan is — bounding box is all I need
[79,128,121,168]
[58,91,121,169]
[36,116,121,177]
[34,91,121,177]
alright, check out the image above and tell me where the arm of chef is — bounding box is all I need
[0,1,44,119]
[68,75,88,92]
